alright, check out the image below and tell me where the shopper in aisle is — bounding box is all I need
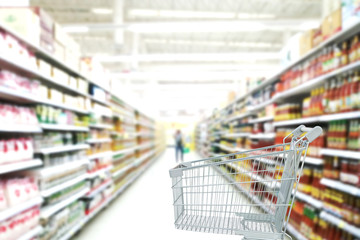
[174,129,184,162]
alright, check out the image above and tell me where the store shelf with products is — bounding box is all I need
[0,8,167,240]
[35,144,90,155]
[0,196,43,222]
[18,226,44,240]
[0,159,43,174]
[320,211,360,239]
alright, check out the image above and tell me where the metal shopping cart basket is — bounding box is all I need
[169,125,322,240]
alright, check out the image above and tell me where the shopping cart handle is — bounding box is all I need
[300,125,323,143]
[286,125,322,143]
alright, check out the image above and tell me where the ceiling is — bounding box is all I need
[30,0,323,119]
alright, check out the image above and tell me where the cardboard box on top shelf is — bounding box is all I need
[31,7,54,54]
[329,8,342,35]
[321,15,331,40]
[65,50,80,72]
[299,29,315,56]
[312,28,322,47]
[36,59,52,77]
[342,0,360,29]
[0,8,40,46]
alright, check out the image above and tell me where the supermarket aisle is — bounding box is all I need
[76,149,239,240]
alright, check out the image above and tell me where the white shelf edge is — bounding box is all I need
[89,123,113,130]
[294,191,323,209]
[41,174,88,197]
[18,226,43,240]
[41,187,89,219]
[320,211,360,238]
[35,144,90,155]
[87,151,113,160]
[320,178,360,196]
[286,224,308,240]
[0,159,43,174]
[40,123,89,132]
[249,116,274,124]
[0,196,43,222]
[112,163,135,179]
[320,148,360,160]
[0,124,42,133]
[86,138,112,144]
[87,165,113,179]
[85,180,113,198]
[112,147,136,156]
[304,156,324,165]
[249,133,275,139]
[36,159,89,178]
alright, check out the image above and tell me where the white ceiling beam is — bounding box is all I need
[63,19,320,33]
[97,52,280,63]
[113,0,124,45]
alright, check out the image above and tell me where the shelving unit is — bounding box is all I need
[0,17,166,240]
[196,19,360,240]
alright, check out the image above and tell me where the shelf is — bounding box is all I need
[249,116,274,124]
[134,142,154,151]
[249,133,275,139]
[274,111,360,127]
[226,112,253,122]
[286,224,308,240]
[86,138,112,144]
[134,150,156,166]
[0,124,42,133]
[36,159,89,178]
[112,147,135,157]
[87,151,113,160]
[320,178,360,196]
[35,144,90,155]
[294,191,323,209]
[40,123,89,132]
[0,159,43,174]
[88,95,111,106]
[248,99,274,113]
[321,148,360,160]
[0,196,43,222]
[223,132,250,138]
[18,226,43,240]
[304,157,324,165]
[225,20,360,109]
[89,123,113,129]
[218,144,236,152]
[41,187,89,219]
[41,174,88,197]
[112,163,135,179]
[87,165,113,179]
[320,211,360,238]
[226,162,280,189]
[57,219,86,240]
[84,180,113,198]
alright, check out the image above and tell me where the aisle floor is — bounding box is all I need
[75,149,271,240]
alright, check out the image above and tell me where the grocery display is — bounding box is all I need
[195,6,360,240]
[0,7,165,240]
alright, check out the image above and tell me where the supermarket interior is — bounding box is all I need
[0,0,360,240]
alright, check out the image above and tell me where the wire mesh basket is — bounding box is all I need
[169,125,322,240]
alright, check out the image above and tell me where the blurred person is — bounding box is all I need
[174,129,184,162]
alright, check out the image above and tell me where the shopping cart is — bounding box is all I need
[169,125,322,240]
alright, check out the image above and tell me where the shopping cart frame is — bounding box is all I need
[169,125,322,240]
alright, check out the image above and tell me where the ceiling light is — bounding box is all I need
[128,9,275,20]
[62,26,89,33]
[128,21,266,33]
[92,8,113,14]
[97,52,280,63]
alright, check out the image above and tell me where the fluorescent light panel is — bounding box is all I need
[92,8,113,14]
[128,9,275,19]
[97,52,280,63]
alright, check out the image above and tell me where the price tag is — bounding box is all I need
[338,220,346,229]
